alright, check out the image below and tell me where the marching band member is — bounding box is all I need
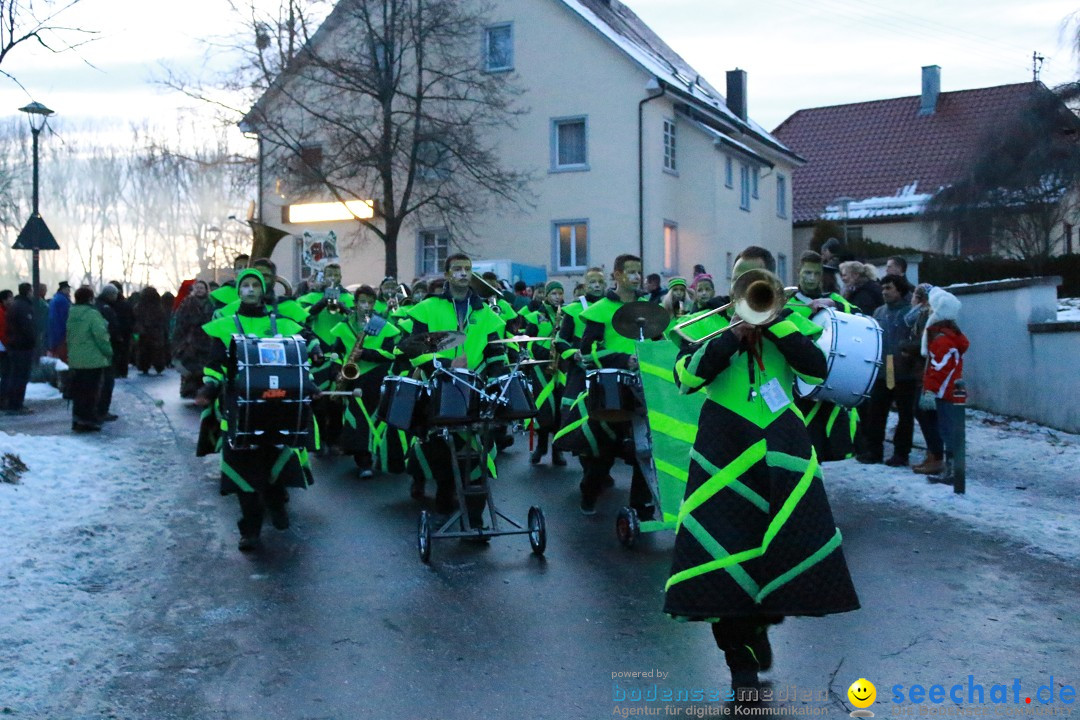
[403,253,509,516]
[298,262,354,453]
[661,277,689,319]
[663,247,859,692]
[522,281,566,466]
[329,285,400,479]
[787,251,860,461]
[574,254,655,519]
[209,253,250,310]
[195,269,322,552]
[214,258,309,325]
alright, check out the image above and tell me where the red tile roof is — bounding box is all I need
[772,82,1045,224]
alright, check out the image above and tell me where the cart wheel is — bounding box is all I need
[528,506,547,556]
[418,511,432,563]
[615,506,639,548]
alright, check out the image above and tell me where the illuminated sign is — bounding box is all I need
[284,199,375,223]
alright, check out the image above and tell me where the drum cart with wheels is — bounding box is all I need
[414,363,548,563]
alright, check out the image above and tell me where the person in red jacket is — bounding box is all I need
[918,287,969,485]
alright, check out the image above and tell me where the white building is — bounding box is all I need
[244,0,802,288]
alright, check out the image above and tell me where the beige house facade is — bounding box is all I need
[247,0,801,288]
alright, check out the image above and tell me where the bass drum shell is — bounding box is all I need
[376,375,428,431]
[795,308,883,408]
[226,334,313,449]
[486,371,538,420]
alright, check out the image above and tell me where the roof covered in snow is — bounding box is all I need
[772,82,1049,224]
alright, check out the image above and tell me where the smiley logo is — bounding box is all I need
[848,678,876,709]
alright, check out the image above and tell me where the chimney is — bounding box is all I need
[726,68,747,122]
[919,65,941,116]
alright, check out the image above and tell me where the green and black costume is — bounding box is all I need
[663,307,859,675]
[299,287,356,449]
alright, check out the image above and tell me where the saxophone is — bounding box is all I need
[338,313,372,382]
[548,304,564,375]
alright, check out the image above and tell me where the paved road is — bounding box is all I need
[74,374,1080,718]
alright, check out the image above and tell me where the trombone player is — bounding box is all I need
[663,246,859,694]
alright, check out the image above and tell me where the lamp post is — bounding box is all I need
[13,102,57,293]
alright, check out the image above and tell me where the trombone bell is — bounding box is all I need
[672,268,795,344]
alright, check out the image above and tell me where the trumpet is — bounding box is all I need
[324,285,347,314]
[673,269,797,344]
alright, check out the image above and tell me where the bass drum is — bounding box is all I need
[376,375,428,431]
[585,368,643,422]
[485,371,538,421]
[226,334,314,449]
[795,308,883,408]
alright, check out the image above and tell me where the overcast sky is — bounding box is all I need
[0,0,1075,133]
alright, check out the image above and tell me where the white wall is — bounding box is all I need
[947,277,1080,433]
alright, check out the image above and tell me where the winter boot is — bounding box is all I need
[724,644,761,696]
[928,455,954,485]
[530,433,549,465]
[551,449,567,466]
[912,452,943,475]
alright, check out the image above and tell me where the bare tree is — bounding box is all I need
[0,0,98,86]
[926,82,1080,273]
[242,0,533,277]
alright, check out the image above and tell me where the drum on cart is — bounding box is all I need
[376,375,428,431]
[485,371,538,421]
[226,334,314,449]
[427,369,482,426]
[585,368,643,422]
[794,307,883,408]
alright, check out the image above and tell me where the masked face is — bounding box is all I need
[412,288,426,302]
[193,282,209,298]
[695,280,715,303]
[446,260,472,291]
[615,261,643,292]
[381,280,397,297]
[356,296,375,316]
[799,263,823,294]
[253,266,274,292]
[324,267,342,287]
[238,276,264,305]
[547,288,564,306]
[670,286,686,302]
[585,272,606,296]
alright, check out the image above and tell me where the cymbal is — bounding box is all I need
[491,335,549,344]
[612,302,670,341]
[397,331,465,357]
[470,273,502,299]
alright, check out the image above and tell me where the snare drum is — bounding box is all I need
[795,308,883,408]
[427,369,482,426]
[485,371,538,421]
[585,368,643,422]
[376,375,428,430]
[226,334,313,449]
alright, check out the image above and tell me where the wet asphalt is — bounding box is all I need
[31,372,1080,719]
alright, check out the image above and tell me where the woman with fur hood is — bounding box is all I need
[918,287,970,485]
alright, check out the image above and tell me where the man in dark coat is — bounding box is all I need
[5,283,38,414]
[94,285,121,422]
[108,281,134,378]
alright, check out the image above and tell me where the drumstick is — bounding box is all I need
[319,389,364,398]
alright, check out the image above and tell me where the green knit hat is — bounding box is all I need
[545,281,564,294]
[667,277,687,290]
[236,268,266,293]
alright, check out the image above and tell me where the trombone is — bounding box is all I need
[673,269,798,344]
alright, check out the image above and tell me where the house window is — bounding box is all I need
[663,221,678,273]
[296,144,323,185]
[553,220,588,271]
[776,175,788,218]
[739,163,751,210]
[751,167,759,198]
[484,23,513,72]
[552,117,588,171]
[416,138,451,181]
[725,156,733,188]
[419,230,450,276]
[663,119,677,173]
[777,253,788,285]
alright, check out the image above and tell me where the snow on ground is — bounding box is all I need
[825,407,1080,565]
[23,382,62,401]
[0,386,193,716]
[1058,296,1080,322]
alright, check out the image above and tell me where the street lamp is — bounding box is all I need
[12,101,58,293]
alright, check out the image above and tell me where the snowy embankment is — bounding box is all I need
[1058,296,1080,322]
[0,386,187,716]
[825,408,1080,565]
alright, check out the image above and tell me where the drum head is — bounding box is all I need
[795,308,882,408]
